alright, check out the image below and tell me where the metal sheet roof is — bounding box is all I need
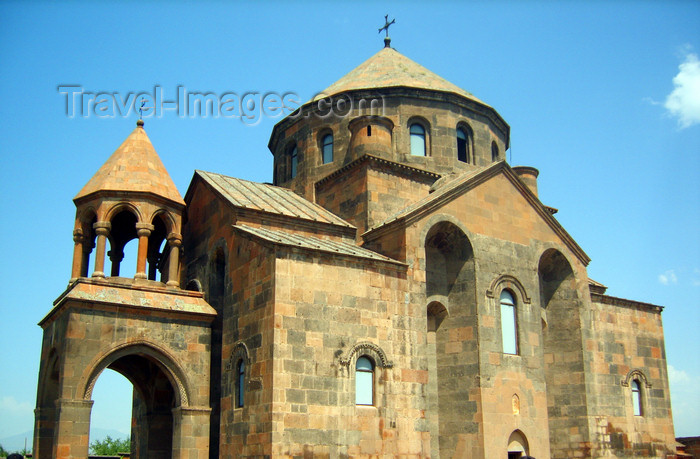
[233,224,403,266]
[196,170,354,228]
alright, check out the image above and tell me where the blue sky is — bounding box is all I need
[0,0,698,445]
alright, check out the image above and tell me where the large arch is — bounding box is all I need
[80,340,190,406]
[537,247,589,456]
[423,219,477,458]
[78,341,192,459]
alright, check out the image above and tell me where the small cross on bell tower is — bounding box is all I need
[378,15,395,48]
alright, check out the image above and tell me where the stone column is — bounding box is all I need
[147,252,160,281]
[135,223,154,280]
[53,398,93,458]
[70,229,84,283]
[109,249,124,277]
[172,406,211,459]
[81,239,95,278]
[91,222,111,278]
[166,233,182,288]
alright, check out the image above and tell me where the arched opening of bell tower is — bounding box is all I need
[83,344,187,459]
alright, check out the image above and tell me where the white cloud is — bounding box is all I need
[658,269,678,285]
[668,364,691,384]
[664,51,700,128]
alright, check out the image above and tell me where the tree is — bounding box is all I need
[0,443,30,457]
[89,435,130,455]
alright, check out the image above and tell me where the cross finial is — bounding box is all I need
[378,15,395,48]
[137,99,151,127]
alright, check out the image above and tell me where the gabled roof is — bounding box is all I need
[315,46,486,105]
[364,161,591,266]
[191,170,354,229]
[233,224,404,267]
[75,122,184,205]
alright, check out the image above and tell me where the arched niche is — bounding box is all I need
[424,220,474,301]
[427,298,448,332]
[507,429,530,457]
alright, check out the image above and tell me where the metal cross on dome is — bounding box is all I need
[378,15,395,38]
[139,99,147,120]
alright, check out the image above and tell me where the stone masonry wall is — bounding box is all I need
[273,91,508,201]
[270,249,431,457]
[585,296,676,458]
[367,170,593,458]
[219,236,276,457]
[36,299,212,459]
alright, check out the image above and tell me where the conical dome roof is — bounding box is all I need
[314,46,486,105]
[75,122,185,205]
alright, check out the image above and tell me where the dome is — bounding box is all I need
[313,46,487,107]
[75,122,184,205]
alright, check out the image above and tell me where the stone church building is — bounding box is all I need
[34,40,677,458]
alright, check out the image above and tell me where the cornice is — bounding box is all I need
[315,154,440,190]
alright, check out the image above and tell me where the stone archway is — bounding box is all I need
[82,343,190,459]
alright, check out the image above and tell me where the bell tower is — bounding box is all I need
[34,121,216,459]
[71,119,185,285]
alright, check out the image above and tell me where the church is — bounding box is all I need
[33,34,677,459]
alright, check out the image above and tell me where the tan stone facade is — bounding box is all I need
[35,46,676,458]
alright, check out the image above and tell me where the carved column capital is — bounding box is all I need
[167,232,183,246]
[73,229,84,243]
[136,223,154,238]
[93,221,111,236]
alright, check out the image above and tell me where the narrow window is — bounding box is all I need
[367,125,372,136]
[410,123,426,156]
[500,290,518,354]
[321,134,333,164]
[457,128,468,162]
[355,356,374,405]
[632,379,642,416]
[492,141,499,161]
[290,145,298,179]
[236,359,245,408]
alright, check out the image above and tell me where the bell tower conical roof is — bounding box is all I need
[314,46,487,106]
[75,121,185,205]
